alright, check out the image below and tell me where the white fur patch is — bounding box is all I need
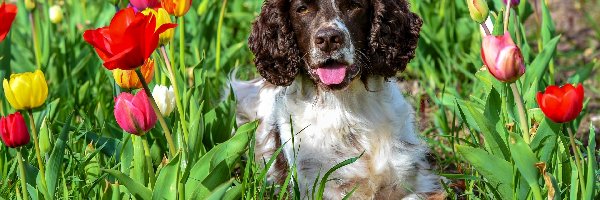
[233,76,441,199]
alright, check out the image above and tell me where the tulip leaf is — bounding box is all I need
[46,112,74,198]
[457,100,510,159]
[221,185,242,200]
[205,179,234,200]
[523,36,560,103]
[102,169,152,200]
[152,153,180,200]
[185,121,257,199]
[585,124,597,199]
[509,133,543,199]
[540,1,556,45]
[456,145,513,199]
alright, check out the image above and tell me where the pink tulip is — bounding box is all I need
[481,34,525,83]
[114,90,157,136]
[129,0,160,12]
[502,0,520,6]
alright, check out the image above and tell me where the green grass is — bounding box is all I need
[0,0,598,199]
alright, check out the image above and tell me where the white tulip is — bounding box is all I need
[152,85,176,116]
[49,5,63,24]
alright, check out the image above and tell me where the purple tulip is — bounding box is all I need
[129,0,160,11]
[502,0,520,6]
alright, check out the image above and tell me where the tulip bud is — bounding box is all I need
[0,112,30,148]
[49,5,63,24]
[142,8,175,45]
[467,0,489,23]
[481,34,525,83]
[3,70,49,110]
[152,85,176,116]
[162,0,193,17]
[114,90,157,136]
[502,0,520,6]
[38,117,51,155]
[25,0,35,11]
[536,84,584,123]
[113,59,155,89]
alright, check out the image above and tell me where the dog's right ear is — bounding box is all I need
[248,1,301,86]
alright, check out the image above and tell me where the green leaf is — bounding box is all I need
[540,1,556,44]
[152,153,180,200]
[46,113,74,198]
[457,100,510,159]
[185,121,257,199]
[523,36,560,103]
[456,145,514,199]
[316,153,363,199]
[205,180,234,200]
[585,124,597,200]
[102,169,152,200]
[508,133,543,199]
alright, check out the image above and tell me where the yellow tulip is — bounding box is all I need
[162,0,192,17]
[142,8,175,45]
[113,59,155,89]
[3,70,48,110]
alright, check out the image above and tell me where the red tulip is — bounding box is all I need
[481,34,525,83]
[83,8,176,70]
[114,90,157,136]
[0,2,17,43]
[536,83,584,123]
[0,112,30,148]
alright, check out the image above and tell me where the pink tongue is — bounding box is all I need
[317,66,347,85]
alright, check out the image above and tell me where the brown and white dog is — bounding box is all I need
[232,0,441,199]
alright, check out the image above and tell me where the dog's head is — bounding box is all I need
[249,0,422,90]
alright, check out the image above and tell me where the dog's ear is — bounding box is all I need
[248,1,301,86]
[367,0,423,77]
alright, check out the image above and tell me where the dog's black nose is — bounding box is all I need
[314,27,344,52]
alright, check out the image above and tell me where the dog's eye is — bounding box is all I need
[349,1,362,9]
[296,5,308,13]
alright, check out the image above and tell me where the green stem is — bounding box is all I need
[27,110,46,188]
[141,135,155,189]
[215,0,228,74]
[510,83,530,143]
[178,17,185,77]
[17,150,29,200]
[134,69,177,158]
[28,13,42,70]
[504,2,511,34]
[565,124,587,196]
[160,46,189,141]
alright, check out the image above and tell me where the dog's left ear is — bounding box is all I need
[367,0,423,77]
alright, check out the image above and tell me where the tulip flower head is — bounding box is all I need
[0,2,17,43]
[162,0,192,17]
[113,59,155,89]
[502,0,520,6]
[24,0,35,11]
[0,112,30,148]
[114,90,157,136]
[83,8,177,70]
[3,70,49,110]
[49,5,64,24]
[130,0,160,11]
[467,0,489,23]
[536,84,584,123]
[152,85,175,116]
[142,8,175,45]
[481,34,525,83]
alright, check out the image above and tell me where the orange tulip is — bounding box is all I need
[113,59,155,89]
[162,0,192,17]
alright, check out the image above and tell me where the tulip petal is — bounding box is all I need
[83,28,114,61]
[3,79,22,110]
[114,93,138,134]
[133,90,157,131]
[10,75,33,109]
